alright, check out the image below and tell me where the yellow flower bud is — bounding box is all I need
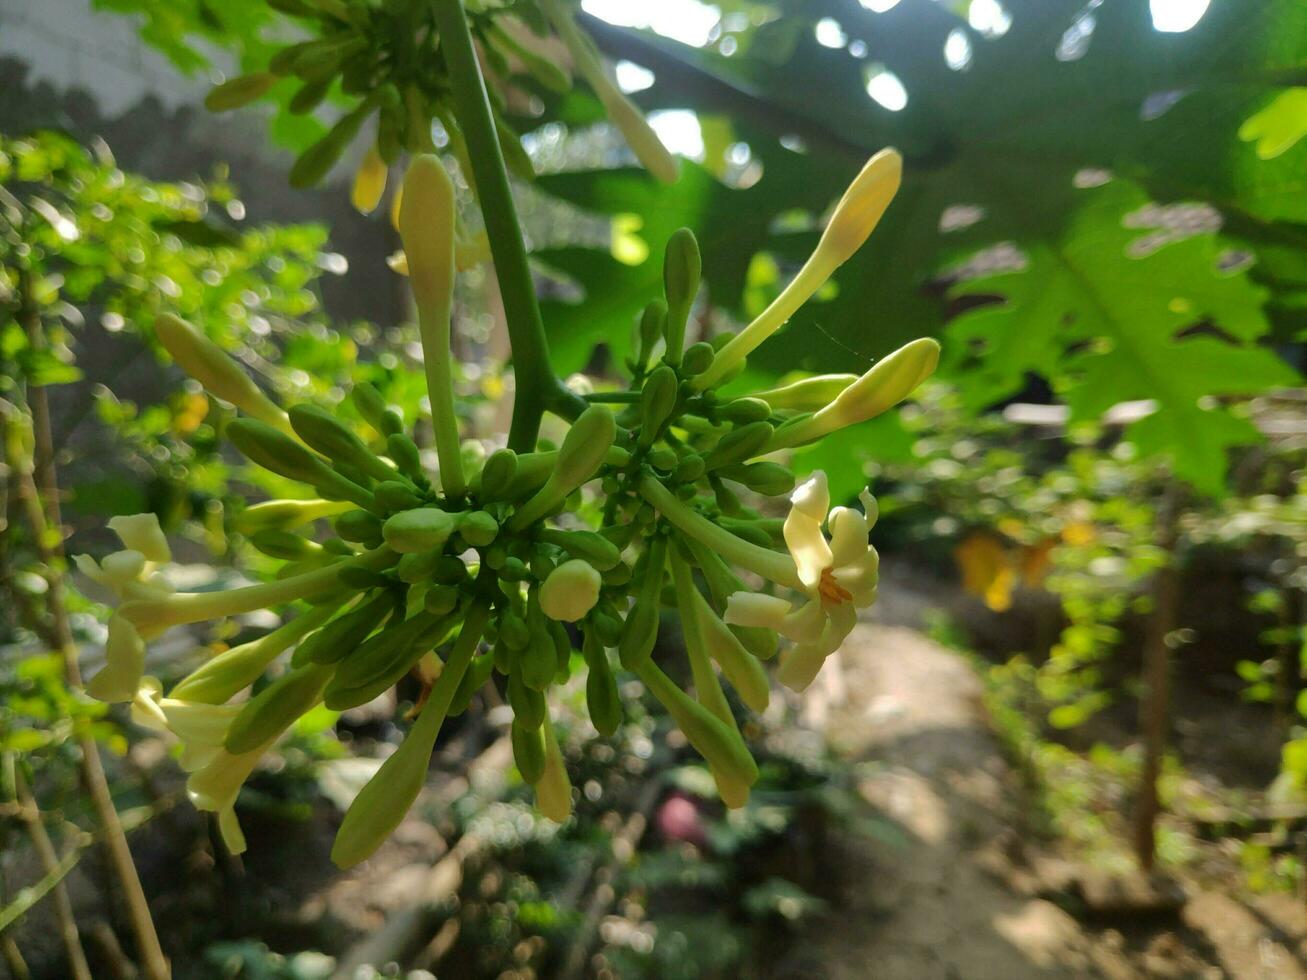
[351,146,388,214]
[535,717,573,823]
[814,148,902,270]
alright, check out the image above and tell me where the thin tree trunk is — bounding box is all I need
[1132,489,1181,872]
[16,275,171,979]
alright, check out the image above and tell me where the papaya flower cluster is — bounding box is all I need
[83,146,937,866]
[206,0,677,203]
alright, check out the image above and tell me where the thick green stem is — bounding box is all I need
[431,0,584,448]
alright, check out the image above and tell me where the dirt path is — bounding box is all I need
[776,621,1307,980]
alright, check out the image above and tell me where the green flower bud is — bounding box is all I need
[499,608,530,650]
[228,418,373,510]
[716,397,772,425]
[509,407,616,530]
[250,529,323,561]
[173,606,334,703]
[156,314,287,431]
[618,536,666,671]
[718,461,794,497]
[225,663,331,754]
[511,716,547,783]
[334,509,383,545]
[601,561,632,588]
[583,631,622,736]
[647,446,677,472]
[290,98,375,189]
[704,420,774,470]
[535,718,573,822]
[539,559,602,622]
[289,404,393,483]
[382,508,456,553]
[673,454,705,483]
[548,619,573,676]
[205,71,277,112]
[662,228,701,365]
[508,664,545,729]
[423,584,460,616]
[590,611,624,649]
[350,383,390,434]
[324,612,448,711]
[639,365,679,448]
[635,659,759,789]
[337,567,391,591]
[538,528,621,571]
[299,591,400,666]
[521,626,558,693]
[385,433,424,481]
[634,299,667,370]
[681,342,715,377]
[375,480,424,513]
[449,651,495,717]
[478,448,518,500]
[457,510,499,547]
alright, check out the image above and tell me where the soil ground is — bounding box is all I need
[775,619,1307,980]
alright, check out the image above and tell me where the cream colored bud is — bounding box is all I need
[815,148,902,270]
[539,559,602,622]
[351,147,388,214]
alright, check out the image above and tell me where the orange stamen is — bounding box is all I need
[818,567,852,605]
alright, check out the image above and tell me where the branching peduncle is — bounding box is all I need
[430,0,585,450]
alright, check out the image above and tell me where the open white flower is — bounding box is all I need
[724,471,879,691]
[131,679,256,854]
[79,514,175,702]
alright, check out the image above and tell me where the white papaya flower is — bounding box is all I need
[724,471,879,691]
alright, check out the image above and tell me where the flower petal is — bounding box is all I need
[74,554,113,589]
[780,597,828,643]
[827,507,870,569]
[790,471,830,522]
[777,642,827,692]
[823,601,859,654]
[107,514,170,564]
[217,806,247,855]
[723,591,792,631]
[784,507,832,591]
[859,488,879,527]
[86,615,146,703]
[832,546,880,607]
[101,550,147,586]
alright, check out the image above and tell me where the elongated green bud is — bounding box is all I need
[289,404,393,482]
[508,663,545,729]
[634,299,667,370]
[705,421,774,470]
[250,529,322,561]
[375,480,424,512]
[499,608,530,650]
[639,365,679,448]
[324,612,449,710]
[290,99,375,189]
[478,448,518,500]
[509,407,616,530]
[769,337,940,450]
[751,374,857,412]
[236,498,350,533]
[385,433,423,480]
[351,384,391,435]
[205,71,277,112]
[538,528,621,571]
[635,660,758,788]
[716,398,771,425]
[536,717,573,822]
[521,606,558,691]
[690,588,769,713]
[718,461,794,497]
[156,315,288,432]
[289,75,332,115]
[449,651,495,717]
[539,559,602,622]
[382,508,456,553]
[512,716,547,783]
[662,228,700,365]
[618,535,666,670]
[484,21,571,93]
[229,419,373,510]
[424,584,460,616]
[300,590,399,665]
[171,606,334,703]
[681,342,715,377]
[674,455,705,483]
[583,630,622,736]
[332,603,489,867]
[224,663,331,754]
